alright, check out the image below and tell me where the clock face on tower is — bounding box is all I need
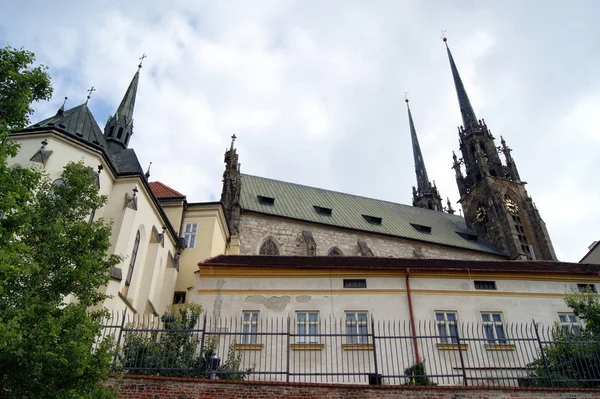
[504,198,519,215]
[475,205,487,223]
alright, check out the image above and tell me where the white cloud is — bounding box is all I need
[2,0,600,262]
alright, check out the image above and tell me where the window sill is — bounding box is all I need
[342,344,373,351]
[291,343,324,351]
[485,344,515,351]
[234,344,264,351]
[436,343,468,351]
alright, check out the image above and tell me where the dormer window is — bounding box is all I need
[314,206,332,216]
[410,223,431,233]
[257,195,275,206]
[117,127,123,139]
[456,231,478,242]
[362,215,382,225]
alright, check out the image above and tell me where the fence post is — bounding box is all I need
[455,322,468,386]
[198,314,208,375]
[286,316,291,382]
[112,309,128,366]
[371,317,380,383]
[533,320,553,387]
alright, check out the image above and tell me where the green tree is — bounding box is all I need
[0,46,120,398]
[524,290,600,388]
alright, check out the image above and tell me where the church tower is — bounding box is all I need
[405,98,446,212]
[221,135,242,235]
[103,62,141,152]
[444,37,556,260]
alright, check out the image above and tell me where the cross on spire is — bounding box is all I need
[230,134,237,149]
[138,54,147,69]
[85,86,96,104]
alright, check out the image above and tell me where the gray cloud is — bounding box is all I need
[2,0,599,261]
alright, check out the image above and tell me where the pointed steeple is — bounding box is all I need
[443,36,478,129]
[405,98,444,212]
[104,61,142,151]
[406,98,430,193]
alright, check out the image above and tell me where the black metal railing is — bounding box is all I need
[100,312,600,387]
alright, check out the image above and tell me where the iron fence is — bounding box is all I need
[100,312,600,387]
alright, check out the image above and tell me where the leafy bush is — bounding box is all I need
[404,362,437,386]
[118,304,246,380]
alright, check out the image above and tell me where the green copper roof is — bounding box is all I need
[240,174,505,256]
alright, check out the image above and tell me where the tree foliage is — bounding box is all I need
[0,46,119,399]
[119,304,246,380]
[524,290,600,388]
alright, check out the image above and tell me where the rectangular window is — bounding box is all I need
[435,311,458,344]
[474,280,497,290]
[559,313,582,335]
[314,206,333,216]
[481,312,507,344]
[577,283,597,293]
[343,279,367,288]
[362,215,382,225]
[183,222,198,249]
[296,312,319,343]
[257,195,275,206]
[345,311,369,344]
[242,311,259,344]
[172,291,186,304]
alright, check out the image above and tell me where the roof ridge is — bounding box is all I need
[241,173,449,212]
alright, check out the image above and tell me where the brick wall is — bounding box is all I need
[107,375,600,399]
[239,212,502,260]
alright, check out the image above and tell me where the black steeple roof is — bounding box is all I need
[443,37,478,129]
[104,68,140,151]
[28,103,108,148]
[406,99,430,193]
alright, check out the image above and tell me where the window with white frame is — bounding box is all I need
[183,222,198,249]
[345,311,369,344]
[481,312,507,344]
[296,312,319,343]
[559,313,582,335]
[435,311,458,344]
[242,311,259,344]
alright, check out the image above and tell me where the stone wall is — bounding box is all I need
[107,376,600,399]
[238,212,503,260]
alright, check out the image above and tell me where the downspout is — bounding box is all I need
[405,269,420,364]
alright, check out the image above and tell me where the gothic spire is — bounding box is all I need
[405,97,444,212]
[103,60,142,151]
[443,36,478,129]
[406,98,430,193]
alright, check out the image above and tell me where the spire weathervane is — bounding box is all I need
[85,87,96,104]
[138,54,147,69]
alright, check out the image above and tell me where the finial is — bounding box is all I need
[132,186,138,198]
[98,164,104,174]
[138,53,147,69]
[230,134,237,149]
[145,162,152,179]
[41,139,48,149]
[441,30,447,43]
[85,87,96,104]
[58,96,68,114]
[404,92,409,103]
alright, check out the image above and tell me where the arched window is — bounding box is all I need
[49,178,65,197]
[328,247,343,256]
[117,127,124,139]
[125,230,141,286]
[259,238,279,255]
[124,133,129,144]
[108,126,115,137]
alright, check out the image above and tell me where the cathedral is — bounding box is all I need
[7,37,588,327]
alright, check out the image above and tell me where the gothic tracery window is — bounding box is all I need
[259,238,279,255]
[328,247,343,256]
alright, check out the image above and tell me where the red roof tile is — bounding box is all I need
[149,181,185,199]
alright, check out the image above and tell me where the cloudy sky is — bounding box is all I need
[1,1,599,262]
